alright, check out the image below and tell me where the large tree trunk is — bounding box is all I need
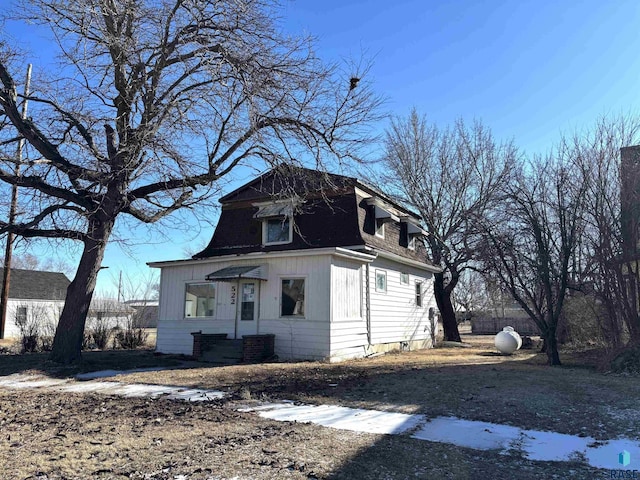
[50,217,115,364]
[434,272,462,342]
[544,325,561,366]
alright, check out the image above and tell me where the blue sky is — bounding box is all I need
[3,0,640,295]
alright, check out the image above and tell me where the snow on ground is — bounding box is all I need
[239,402,422,435]
[241,403,640,470]
[2,373,639,470]
[75,367,176,381]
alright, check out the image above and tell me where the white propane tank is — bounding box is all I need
[495,326,522,354]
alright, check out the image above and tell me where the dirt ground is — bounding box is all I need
[0,334,636,479]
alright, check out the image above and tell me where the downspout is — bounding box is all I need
[234,279,240,339]
[365,263,371,345]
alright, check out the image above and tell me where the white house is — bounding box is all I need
[0,268,70,339]
[149,167,441,362]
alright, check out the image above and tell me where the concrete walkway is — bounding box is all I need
[2,372,639,471]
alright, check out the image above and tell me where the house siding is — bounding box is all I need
[326,256,438,361]
[368,257,437,346]
[328,257,368,360]
[155,253,333,359]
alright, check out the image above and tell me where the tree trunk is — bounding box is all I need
[50,217,115,364]
[544,326,561,366]
[434,272,462,342]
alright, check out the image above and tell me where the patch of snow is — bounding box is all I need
[245,402,424,435]
[107,383,180,398]
[75,367,174,381]
[413,417,522,450]
[0,375,67,389]
[58,381,123,393]
[585,439,640,470]
[166,388,225,402]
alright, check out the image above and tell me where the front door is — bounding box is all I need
[236,281,258,337]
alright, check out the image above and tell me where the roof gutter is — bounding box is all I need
[148,246,377,268]
[365,247,443,273]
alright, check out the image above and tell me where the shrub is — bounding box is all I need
[14,305,40,353]
[610,346,640,374]
[114,326,148,349]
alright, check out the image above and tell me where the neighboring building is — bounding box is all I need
[124,299,159,328]
[86,298,136,331]
[0,268,70,339]
[150,167,441,361]
[621,145,640,318]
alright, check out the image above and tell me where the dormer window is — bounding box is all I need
[408,234,417,250]
[264,217,292,244]
[400,217,427,249]
[366,198,399,238]
[254,200,295,246]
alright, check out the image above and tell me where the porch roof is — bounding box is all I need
[205,265,268,282]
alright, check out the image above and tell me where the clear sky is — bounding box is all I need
[2,0,640,295]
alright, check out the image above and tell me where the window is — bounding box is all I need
[15,306,27,325]
[375,218,385,238]
[375,270,387,293]
[408,235,417,250]
[281,278,305,316]
[400,272,409,285]
[184,283,216,318]
[415,281,423,307]
[264,217,292,244]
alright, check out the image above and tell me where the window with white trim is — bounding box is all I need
[281,278,305,317]
[184,283,216,318]
[415,281,423,307]
[375,270,387,293]
[263,217,292,245]
[400,272,409,285]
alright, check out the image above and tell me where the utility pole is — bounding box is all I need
[118,270,123,303]
[0,64,32,339]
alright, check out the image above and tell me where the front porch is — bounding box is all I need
[191,331,275,364]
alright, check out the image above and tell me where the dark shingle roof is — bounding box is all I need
[0,268,70,300]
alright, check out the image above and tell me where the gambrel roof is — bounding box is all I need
[0,268,70,301]
[194,167,436,269]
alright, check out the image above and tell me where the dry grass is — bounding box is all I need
[0,334,635,479]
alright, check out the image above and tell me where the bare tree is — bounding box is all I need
[569,116,640,347]
[0,251,74,277]
[452,270,490,320]
[478,153,588,365]
[382,110,517,342]
[0,0,382,363]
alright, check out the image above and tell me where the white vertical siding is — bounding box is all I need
[155,253,333,359]
[328,258,368,358]
[330,258,363,321]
